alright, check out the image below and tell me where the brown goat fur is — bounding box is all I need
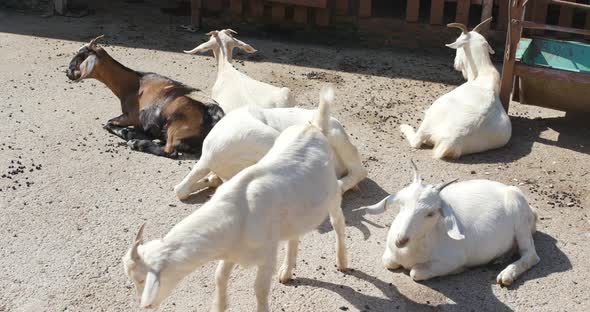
[66,36,224,158]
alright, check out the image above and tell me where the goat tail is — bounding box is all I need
[504,186,537,234]
[312,84,334,135]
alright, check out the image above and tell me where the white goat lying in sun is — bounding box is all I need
[123,86,347,311]
[184,29,295,113]
[174,94,367,199]
[400,18,511,159]
[363,161,539,286]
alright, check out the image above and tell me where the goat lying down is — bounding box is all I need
[66,35,224,158]
[362,162,539,286]
[184,29,295,113]
[174,90,367,200]
[123,86,347,311]
[400,18,511,159]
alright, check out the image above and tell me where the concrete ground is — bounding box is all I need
[1,2,589,312]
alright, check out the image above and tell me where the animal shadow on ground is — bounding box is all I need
[292,232,569,312]
[180,187,215,205]
[318,178,389,240]
[418,231,570,312]
[455,115,590,165]
[292,269,435,312]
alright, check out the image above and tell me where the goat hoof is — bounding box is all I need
[278,265,293,284]
[496,266,517,286]
[127,139,140,150]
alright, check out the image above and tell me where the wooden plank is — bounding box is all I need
[205,0,222,12]
[500,0,525,111]
[406,0,420,23]
[557,0,575,38]
[480,0,493,32]
[271,3,286,22]
[359,0,371,18]
[430,0,445,25]
[335,0,348,15]
[190,0,202,28]
[531,0,548,35]
[549,0,590,10]
[497,0,509,30]
[455,0,470,25]
[519,20,590,36]
[315,8,330,26]
[293,6,308,24]
[515,63,590,84]
[54,0,67,15]
[230,0,243,16]
[269,0,328,9]
[250,0,264,17]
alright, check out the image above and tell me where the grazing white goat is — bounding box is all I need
[399,18,511,159]
[174,94,367,200]
[362,161,539,286]
[184,29,295,112]
[123,86,347,311]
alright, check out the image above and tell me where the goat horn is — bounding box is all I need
[206,30,219,36]
[225,29,238,35]
[89,34,105,46]
[435,179,459,192]
[131,223,145,260]
[447,23,468,34]
[473,17,493,33]
[135,223,145,242]
[410,160,421,183]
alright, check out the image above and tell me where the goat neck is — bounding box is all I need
[211,35,233,73]
[92,50,140,101]
[146,200,239,273]
[462,42,495,81]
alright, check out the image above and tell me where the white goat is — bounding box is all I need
[399,18,511,159]
[123,86,347,311]
[184,29,295,113]
[174,96,367,199]
[362,161,539,286]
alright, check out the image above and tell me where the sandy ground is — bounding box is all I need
[1,3,590,312]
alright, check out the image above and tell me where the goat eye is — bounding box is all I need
[426,212,435,217]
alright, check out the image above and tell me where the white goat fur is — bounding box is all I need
[174,100,367,199]
[363,164,539,286]
[184,29,294,113]
[400,19,511,159]
[123,86,347,311]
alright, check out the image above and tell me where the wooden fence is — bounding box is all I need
[193,0,590,37]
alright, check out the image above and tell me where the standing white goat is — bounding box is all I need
[399,18,511,159]
[362,161,539,286]
[123,86,347,311]
[173,97,367,200]
[184,29,295,113]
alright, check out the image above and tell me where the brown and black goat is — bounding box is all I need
[66,35,224,158]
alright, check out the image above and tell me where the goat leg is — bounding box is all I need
[104,124,150,141]
[127,139,178,158]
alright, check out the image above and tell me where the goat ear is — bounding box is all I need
[441,203,465,240]
[362,193,397,215]
[140,271,160,308]
[184,38,216,54]
[445,37,469,50]
[79,54,98,79]
[487,43,495,55]
[235,38,257,53]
